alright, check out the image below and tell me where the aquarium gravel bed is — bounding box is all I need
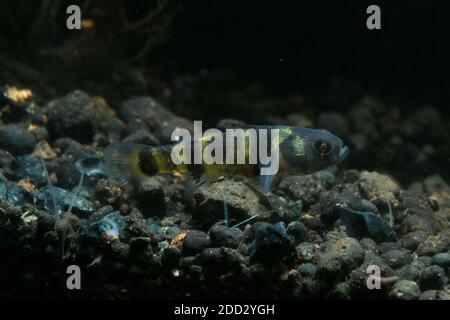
[0,88,449,299]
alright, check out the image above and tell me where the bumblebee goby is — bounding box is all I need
[104,126,349,192]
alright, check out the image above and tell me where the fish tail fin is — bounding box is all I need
[104,143,150,187]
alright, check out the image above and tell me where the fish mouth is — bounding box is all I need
[335,145,349,164]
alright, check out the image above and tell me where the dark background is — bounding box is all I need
[1,0,449,119]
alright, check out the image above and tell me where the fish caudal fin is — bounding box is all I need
[104,143,149,187]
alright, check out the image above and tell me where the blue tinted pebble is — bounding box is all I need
[98,211,125,241]
[75,156,108,177]
[339,204,396,243]
[16,155,47,185]
[36,186,94,217]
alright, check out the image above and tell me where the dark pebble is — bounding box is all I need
[359,238,377,251]
[16,155,47,185]
[318,184,366,227]
[316,237,365,281]
[248,222,297,265]
[93,179,123,206]
[75,156,107,177]
[296,242,318,263]
[161,246,181,268]
[420,265,449,290]
[47,90,98,143]
[397,260,427,282]
[339,205,395,243]
[200,247,226,273]
[398,231,428,251]
[390,280,421,300]
[286,221,308,244]
[431,253,450,268]
[415,235,449,256]
[209,224,240,248]
[55,164,82,189]
[381,249,412,269]
[420,290,437,300]
[0,124,36,155]
[182,230,211,256]
[298,263,316,277]
[129,236,154,262]
[135,178,166,218]
[377,242,401,254]
[110,241,130,260]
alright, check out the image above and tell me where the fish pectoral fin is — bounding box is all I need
[240,174,278,195]
[260,174,277,193]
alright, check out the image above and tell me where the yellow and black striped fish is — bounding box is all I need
[104,126,349,192]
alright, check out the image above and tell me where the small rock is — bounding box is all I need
[129,236,155,263]
[182,230,211,256]
[193,180,270,230]
[400,210,445,235]
[420,290,437,300]
[436,286,450,300]
[318,183,368,227]
[110,241,130,259]
[286,221,308,244]
[122,208,157,240]
[420,265,449,290]
[298,263,316,277]
[431,253,450,268]
[161,246,181,268]
[135,177,167,218]
[75,156,107,177]
[346,250,395,297]
[97,211,125,242]
[47,90,98,143]
[377,242,400,254]
[55,164,82,189]
[47,90,124,143]
[316,237,365,281]
[248,222,297,265]
[296,243,318,266]
[278,175,325,207]
[390,280,421,300]
[93,179,123,206]
[15,155,47,185]
[397,260,426,282]
[209,224,240,248]
[359,238,377,251]
[358,171,400,209]
[339,205,395,243]
[380,249,412,269]
[398,231,428,251]
[415,235,450,256]
[35,186,94,217]
[0,124,36,155]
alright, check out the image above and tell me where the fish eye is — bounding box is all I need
[314,140,332,154]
